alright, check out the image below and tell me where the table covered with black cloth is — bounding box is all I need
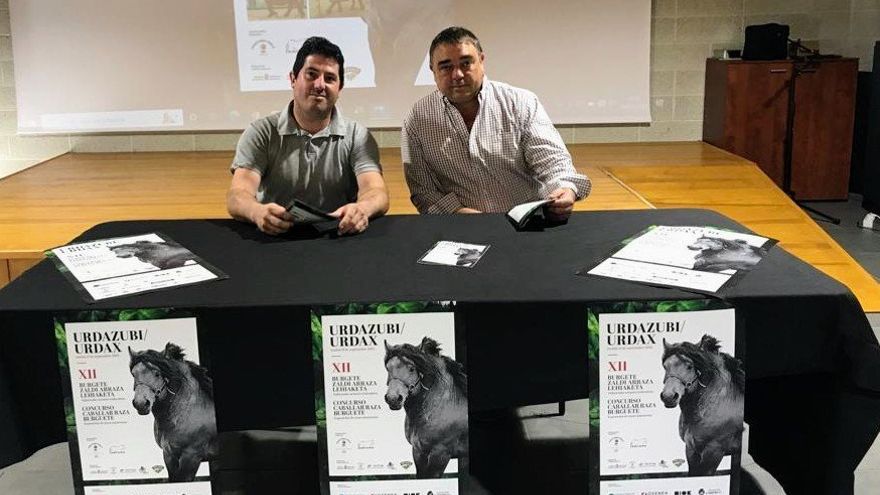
[1,210,879,493]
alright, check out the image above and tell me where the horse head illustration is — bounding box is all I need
[110,240,195,270]
[384,337,468,478]
[129,343,217,481]
[661,335,745,476]
[687,235,765,272]
[454,247,481,267]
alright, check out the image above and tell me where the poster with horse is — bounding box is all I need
[588,300,743,495]
[55,309,216,495]
[47,232,227,303]
[581,225,776,293]
[312,301,466,495]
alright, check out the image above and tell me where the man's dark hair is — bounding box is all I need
[291,36,345,88]
[429,26,483,65]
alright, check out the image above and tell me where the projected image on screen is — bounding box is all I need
[234,0,449,92]
[9,0,650,133]
[245,0,366,21]
[234,0,377,89]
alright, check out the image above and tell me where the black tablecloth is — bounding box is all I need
[2,210,879,493]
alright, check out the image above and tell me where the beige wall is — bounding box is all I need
[0,0,878,161]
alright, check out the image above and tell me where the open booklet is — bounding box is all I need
[47,233,227,302]
[579,225,777,293]
[506,199,553,230]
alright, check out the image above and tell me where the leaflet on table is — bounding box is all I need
[55,310,216,495]
[587,301,742,495]
[581,225,776,293]
[232,0,375,91]
[47,232,227,302]
[418,241,489,268]
[312,302,466,495]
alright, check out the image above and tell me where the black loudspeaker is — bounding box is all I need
[743,23,790,61]
[862,42,880,213]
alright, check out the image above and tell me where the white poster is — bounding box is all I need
[233,0,376,91]
[596,307,741,493]
[48,233,225,302]
[316,306,465,493]
[61,316,215,494]
[584,226,775,293]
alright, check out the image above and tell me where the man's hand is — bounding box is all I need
[252,203,293,235]
[456,207,482,214]
[546,188,577,221]
[331,202,369,235]
[228,168,294,235]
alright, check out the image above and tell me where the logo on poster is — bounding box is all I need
[609,436,624,452]
[87,443,102,458]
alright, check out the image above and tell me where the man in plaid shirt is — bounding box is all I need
[402,26,591,218]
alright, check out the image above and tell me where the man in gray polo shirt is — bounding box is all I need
[227,37,389,235]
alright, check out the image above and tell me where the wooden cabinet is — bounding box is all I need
[703,58,858,200]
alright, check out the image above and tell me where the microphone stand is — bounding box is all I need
[781,39,841,224]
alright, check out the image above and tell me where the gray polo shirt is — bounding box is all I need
[231,101,381,212]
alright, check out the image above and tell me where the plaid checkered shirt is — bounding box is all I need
[402,79,591,214]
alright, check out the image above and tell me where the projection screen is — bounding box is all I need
[10,0,651,134]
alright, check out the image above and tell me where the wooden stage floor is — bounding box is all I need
[2,142,878,311]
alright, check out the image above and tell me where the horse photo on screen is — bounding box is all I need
[384,337,468,478]
[110,240,197,270]
[129,343,217,482]
[687,235,766,272]
[661,335,744,476]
